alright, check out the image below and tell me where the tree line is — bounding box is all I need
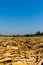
[0,31,43,37]
[24,31,43,37]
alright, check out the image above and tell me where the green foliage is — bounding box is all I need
[0,31,43,37]
[35,31,41,35]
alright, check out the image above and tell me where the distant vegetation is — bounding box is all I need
[0,31,43,37]
[24,31,43,37]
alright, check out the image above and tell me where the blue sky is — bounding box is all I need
[0,0,43,34]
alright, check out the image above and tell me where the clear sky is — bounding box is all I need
[0,0,43,34]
